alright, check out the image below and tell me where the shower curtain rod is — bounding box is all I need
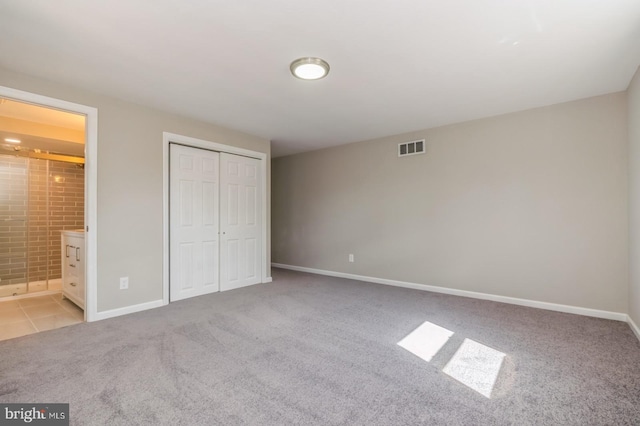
[2,149,84,164]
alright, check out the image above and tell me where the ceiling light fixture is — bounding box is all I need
[290,57,330,80]
[4,138,21,144]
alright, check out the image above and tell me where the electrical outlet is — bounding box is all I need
[119,276,129,290]
[349,254,354,263]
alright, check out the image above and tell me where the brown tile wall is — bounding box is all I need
[0,155,84,289]
[0,156,28,286]
[46,161,84,280]
[27,160,47,283]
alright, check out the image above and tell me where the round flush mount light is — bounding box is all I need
[290,57,330,80]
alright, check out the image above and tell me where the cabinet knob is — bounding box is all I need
[70,282,77,287]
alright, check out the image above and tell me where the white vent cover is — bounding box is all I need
[398,139,425,157]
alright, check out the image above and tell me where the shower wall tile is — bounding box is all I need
[0,156,84,290]
[29,160,84,282]
[52,162,84,280]
[0,156,28,287]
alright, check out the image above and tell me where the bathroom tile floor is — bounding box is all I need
[0,293,83,341]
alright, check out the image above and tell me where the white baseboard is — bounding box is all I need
[91,299,165,322]
[94,277,273,322]
[628,316,640,341]
[271,263,628,322]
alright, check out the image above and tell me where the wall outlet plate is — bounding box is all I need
[119,276,129,290]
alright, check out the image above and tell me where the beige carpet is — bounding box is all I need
[1,268,639,425]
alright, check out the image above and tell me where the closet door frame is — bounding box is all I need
[162,132,271,305]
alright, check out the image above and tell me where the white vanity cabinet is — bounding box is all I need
[61,230,85,310]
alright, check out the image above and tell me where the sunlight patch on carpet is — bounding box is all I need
[397,321,454,362]
[443,338,505,398]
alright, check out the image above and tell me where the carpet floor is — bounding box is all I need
[1,268,639,425]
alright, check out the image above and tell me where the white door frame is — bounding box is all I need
[0,85,98,322]
[162,132,271,305]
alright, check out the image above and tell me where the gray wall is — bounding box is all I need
[629,67,640,324]
[273,93,629,313]
[0,67,271,313]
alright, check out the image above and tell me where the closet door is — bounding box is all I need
[170,144,220,301]
[220,153,262,291]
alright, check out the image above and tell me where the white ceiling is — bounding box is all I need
[0,98,85,157]
[0,98,85,130]
[0,130,85,157]
[1,1,639,157]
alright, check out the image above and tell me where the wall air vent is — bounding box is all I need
[398,139,425,157]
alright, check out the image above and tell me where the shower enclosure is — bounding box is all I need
[0,153,84,298]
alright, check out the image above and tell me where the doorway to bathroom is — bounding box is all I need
[0,97,86,340]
